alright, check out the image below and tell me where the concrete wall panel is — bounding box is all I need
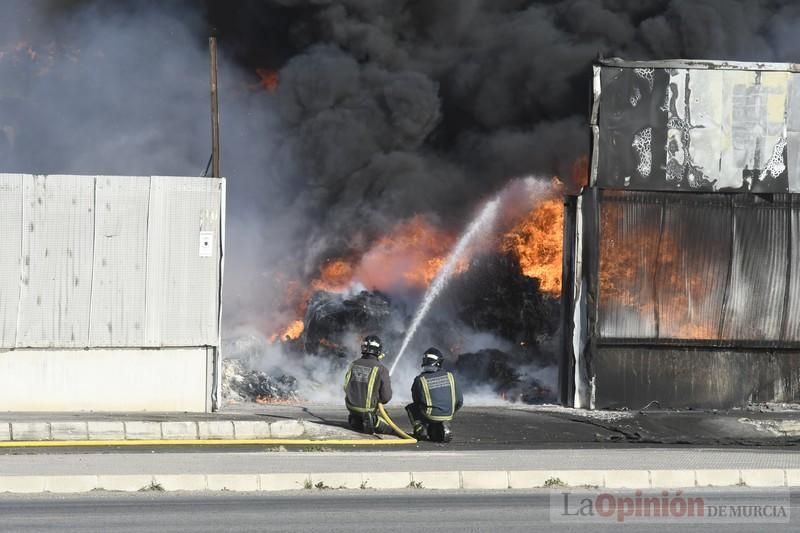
[0,348,209,411]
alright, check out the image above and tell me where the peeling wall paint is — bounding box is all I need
[594,62,799,193]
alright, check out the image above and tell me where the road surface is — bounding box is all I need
[0,490,796,532]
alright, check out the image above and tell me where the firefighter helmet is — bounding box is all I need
[422,347,444,368]
[361,335,384,358]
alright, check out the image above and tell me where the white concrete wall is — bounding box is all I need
[0,348,212,412]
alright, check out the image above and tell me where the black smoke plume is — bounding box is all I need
[1,0,799,338]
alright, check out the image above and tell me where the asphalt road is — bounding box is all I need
[0,490,796,533]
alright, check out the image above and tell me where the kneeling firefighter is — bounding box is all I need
[343,335,393,434]
[405,347,463,442]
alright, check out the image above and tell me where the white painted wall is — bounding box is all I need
[0,348,211,412]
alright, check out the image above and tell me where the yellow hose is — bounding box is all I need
[377,403,417,442]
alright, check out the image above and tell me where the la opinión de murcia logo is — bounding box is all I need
[552,490,790,524]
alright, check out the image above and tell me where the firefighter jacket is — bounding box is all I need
[343,355,392,413]
[410,366,463,422]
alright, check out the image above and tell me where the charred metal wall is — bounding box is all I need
[567,59,800,409]
[592,190,800,408]
[595,347,800,409]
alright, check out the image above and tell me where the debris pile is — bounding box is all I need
[222,358,299,404]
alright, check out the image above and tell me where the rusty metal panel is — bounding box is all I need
[0,174,23,348]
[597,192,660,338]
[721,200,789,341]
[88,176,150,346]
[17,175,95,347]
[596,64,794,193]
[144,176,222,347]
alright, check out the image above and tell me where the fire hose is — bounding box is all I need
[377,403,417,442]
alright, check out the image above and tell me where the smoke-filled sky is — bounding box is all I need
[1,0,799,332]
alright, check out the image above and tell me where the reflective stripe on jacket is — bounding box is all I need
[411,369,463,421]
[343,356,392,413]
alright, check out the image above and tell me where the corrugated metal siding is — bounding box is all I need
[598,193,660,338]
[783,206,800,341]
[0,173,223,349]
[598,191,798,343]
[144,177,221,347]
[721,202,789,340]
[89,176,150,346]
[17,175,95,347]
[656,197,731,340]
[0,174,22,347]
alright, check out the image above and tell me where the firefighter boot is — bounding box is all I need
[441,421,453,443]
[347,413,362,432]
[412,423,428,441]
[362,412,376,435]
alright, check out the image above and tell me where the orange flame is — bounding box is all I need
[255,68,279,93]
[502,198,564,295]
[311,216,458,294]
[599,205,719,340]
[311,259,354,292]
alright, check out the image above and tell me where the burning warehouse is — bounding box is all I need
[563,58,800,409]
[6,1,800,411]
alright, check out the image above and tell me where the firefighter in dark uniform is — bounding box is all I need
[343,335,393,434]
[405,347,463,442]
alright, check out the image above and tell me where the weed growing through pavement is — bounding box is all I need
[138,481,165,492]
[544,477,566,488]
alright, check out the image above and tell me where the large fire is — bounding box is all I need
[312,216,458,294]
[267,186,568,343]
[502,198,564,295]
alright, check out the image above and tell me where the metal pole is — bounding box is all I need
[209,36,220,178]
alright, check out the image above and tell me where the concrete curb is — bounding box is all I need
[0,469,798,494]
[0,420,306,442]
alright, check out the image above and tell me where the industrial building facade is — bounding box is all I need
[562,59,800,409]
[0,174,225,412]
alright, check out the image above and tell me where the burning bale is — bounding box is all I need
[443,252,561,354]
[302,289,404,358]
